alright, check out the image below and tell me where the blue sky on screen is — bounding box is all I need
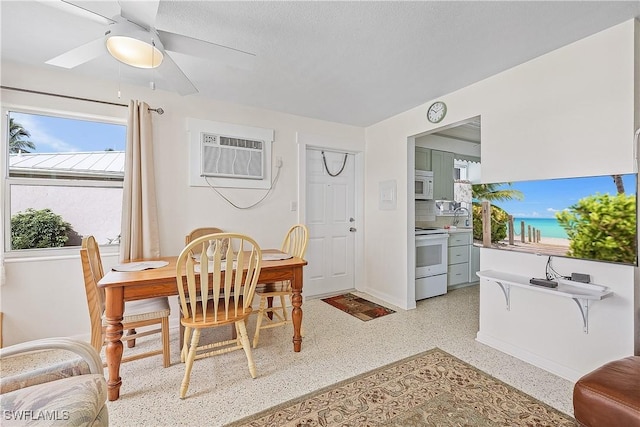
[10,111,126,153]
[490,174,636,218]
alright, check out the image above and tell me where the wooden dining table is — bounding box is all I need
[97,250,307,401]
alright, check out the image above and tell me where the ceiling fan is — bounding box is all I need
[41,0,255,96]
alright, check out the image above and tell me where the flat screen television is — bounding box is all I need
[472,173,637,266]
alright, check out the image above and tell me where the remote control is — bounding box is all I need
[529,278,558,288]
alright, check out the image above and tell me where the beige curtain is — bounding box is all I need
[119,100,160,262]
[1,207,4,286]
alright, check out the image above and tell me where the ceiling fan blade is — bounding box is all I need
[119,0,159,29]
[157,30,256,70]
[36,0,115,25]
[158,53,198,96]
[45,37,105,68]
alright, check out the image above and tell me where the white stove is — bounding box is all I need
[415,227,449,300]
[415,227,448,235]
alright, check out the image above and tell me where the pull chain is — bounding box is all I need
[150,38,157,90]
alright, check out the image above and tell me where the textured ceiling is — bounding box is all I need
[2,1,639,127]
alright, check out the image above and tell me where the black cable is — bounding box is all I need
[321,151,348,177]
[204,164,282,209]
[546,256,570,280]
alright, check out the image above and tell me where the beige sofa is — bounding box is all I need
[0,337,108,426]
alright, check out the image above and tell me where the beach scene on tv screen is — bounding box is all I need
[473,173,637,266]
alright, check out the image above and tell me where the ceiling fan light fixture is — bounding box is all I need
[106,35,163,68]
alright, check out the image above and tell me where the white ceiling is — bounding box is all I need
[2,1,640,127]
[434,117,482,144]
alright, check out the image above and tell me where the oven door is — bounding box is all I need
[416,234,448,278]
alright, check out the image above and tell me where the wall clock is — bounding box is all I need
[427,101,447,123]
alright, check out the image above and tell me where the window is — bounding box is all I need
[454,160,468,181]
[4,109,126,252]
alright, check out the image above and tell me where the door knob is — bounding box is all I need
[349,227,357,232]
[349,217,355,222]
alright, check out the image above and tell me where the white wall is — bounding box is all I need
[0,61,364,346]
[11,186,122,245]
[364,19,639,380]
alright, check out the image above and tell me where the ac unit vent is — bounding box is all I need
[201,132,264,180]
[220,136,263,150]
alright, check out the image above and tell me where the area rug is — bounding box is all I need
[321,293,395,321]
[228,348,576,427]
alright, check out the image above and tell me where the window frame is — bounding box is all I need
[2,105,127,257]
[454,161,469,182]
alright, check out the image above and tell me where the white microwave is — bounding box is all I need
[415,170,434,200]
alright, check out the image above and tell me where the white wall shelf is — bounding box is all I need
[476,270,613,334]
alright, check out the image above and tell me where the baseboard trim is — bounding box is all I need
[448,281,479,291]
[475,331,583,382]
[305,288,357,301]
[359,286,410,310]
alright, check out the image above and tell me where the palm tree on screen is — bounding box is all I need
[9,118,36,153]
[612,175,624,194]
[471,183,524,243]
[472,183,523,202]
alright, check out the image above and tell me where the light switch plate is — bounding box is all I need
[379,180,397,210]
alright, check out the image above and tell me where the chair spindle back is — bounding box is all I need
[80,236,107,352]
[281,224,309,258]
[177,233,262,324]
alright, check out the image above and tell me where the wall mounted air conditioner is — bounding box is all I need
[201,133,264,179]
[188,118,274,189]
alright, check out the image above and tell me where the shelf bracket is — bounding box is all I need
[572,298,590,334]
[495,281,511,311]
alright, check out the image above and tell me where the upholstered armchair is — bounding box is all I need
[0,337,108,426]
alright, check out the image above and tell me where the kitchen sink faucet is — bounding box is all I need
[453,207,470,226]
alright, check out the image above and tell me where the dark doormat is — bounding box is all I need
[322,293,395,321]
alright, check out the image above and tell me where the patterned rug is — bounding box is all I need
[229,348,577,427]
[321,293,395,321]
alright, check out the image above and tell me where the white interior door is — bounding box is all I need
[305,148,355,297]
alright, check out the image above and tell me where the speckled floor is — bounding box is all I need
[101,285,575,426]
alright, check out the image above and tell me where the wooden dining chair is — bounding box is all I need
[180,227,229,348]
[176,233,262,399]
[252,224,308,348]
[80,236,171,368]
[185,227,225,246]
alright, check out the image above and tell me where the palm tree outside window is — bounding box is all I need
[9,118,36,153]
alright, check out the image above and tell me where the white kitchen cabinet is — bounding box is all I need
[448,231,471,287]
[431,150,454,200]
[470,244,480,283]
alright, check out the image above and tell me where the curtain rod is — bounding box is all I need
[0,85,164,114]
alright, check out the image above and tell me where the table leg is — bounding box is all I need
[104,286,124,401]
[290,266,303,352]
